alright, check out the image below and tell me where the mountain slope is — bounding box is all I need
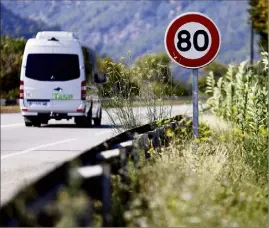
[1,0,260,81]
[1,3,61,39]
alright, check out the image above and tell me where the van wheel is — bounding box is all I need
[41,120,49,125]
[75,111,92,128]
[33,121,41,127]
[75,116,89,127]
[25,122,33,127]
[94,109,102,126]
[86,110,92,127]
[24,117,33,127]
[75,117,84,127]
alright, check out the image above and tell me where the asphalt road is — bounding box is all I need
[1,104,195,205]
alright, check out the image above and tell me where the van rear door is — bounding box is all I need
[25,52,83,113]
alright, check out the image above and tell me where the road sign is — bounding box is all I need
[164,12,221,69]
[164,12,221,146]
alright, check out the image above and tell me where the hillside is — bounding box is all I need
[1,0,260,81]
[0,3,61,39]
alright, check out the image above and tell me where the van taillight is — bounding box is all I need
[81,80,86,100]
[19,80,24,99]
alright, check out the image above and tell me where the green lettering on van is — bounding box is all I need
[53,93,73,100]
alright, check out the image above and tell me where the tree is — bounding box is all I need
[98,57,139,98]
[248,0,268,51]
[133,52,173,84]
[0,36,26,98]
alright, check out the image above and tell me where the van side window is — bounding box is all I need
[25,54,80,81]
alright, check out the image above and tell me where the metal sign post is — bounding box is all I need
[192,69,199,138]
[164,12,221,150]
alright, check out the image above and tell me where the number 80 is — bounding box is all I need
[177,30,209,52]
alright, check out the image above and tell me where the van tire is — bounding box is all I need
[33,121,41,127]
[75,117,85,127]
[86,110,92,127]
[94,109,102,126]
[75,114,91,128]
[24,117,33,127]
[25,122,33,127]
[42,120,49,125]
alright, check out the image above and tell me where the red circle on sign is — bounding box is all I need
[164,12,221,69]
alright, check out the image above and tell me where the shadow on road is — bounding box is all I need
[41,124,122,129]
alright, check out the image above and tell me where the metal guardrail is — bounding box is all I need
[100,96,208,102]
[0,114,192,227]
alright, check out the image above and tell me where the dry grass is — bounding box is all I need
[0,105,20,113]
[199,113,232,132]
[119,127,268,227]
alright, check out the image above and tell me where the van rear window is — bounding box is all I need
[25,54,80,81]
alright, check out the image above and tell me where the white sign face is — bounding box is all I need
[173,22,212,59]
[165,12,221,69]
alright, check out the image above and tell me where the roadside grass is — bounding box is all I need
[0,105,20,113]
[102,98,192,108]
[111,122,268,227]
[108,53,269,227]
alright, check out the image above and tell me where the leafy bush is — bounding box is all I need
[206,52,268,133]
[98,56,140,99]
[100,52,185,130]
[205,52,268,184]
[6,88,19,99]
[0,36,26,94]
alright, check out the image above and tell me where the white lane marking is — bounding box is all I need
[95,130,113,136]
[1,138,77,160]
[1,123,24,128]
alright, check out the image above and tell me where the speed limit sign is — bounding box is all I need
[164,12,221,144]
[164,12,221,68]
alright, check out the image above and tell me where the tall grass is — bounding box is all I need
[111,126,268,227]
[205,52,268,184]
[109,53,268,227]
[99,53,175,131]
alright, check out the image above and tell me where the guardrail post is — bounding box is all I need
[101,164,111,227]
[138,134,150,159]
[153,128,161,151]
[119,149,128,185]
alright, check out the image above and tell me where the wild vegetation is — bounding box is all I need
[97,52,193,130]
[104,52,268,227]
[0,36,26,99]
[206,51,268,133]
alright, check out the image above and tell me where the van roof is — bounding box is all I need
[26,31,82,48]
[36,31,79,41]
[25,38,81,48]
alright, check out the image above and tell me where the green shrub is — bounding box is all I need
[101,52,176,130]
[111,127,268,227]
[6,88,19,99]
[206,52,268,133]
[0,36,26,94]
